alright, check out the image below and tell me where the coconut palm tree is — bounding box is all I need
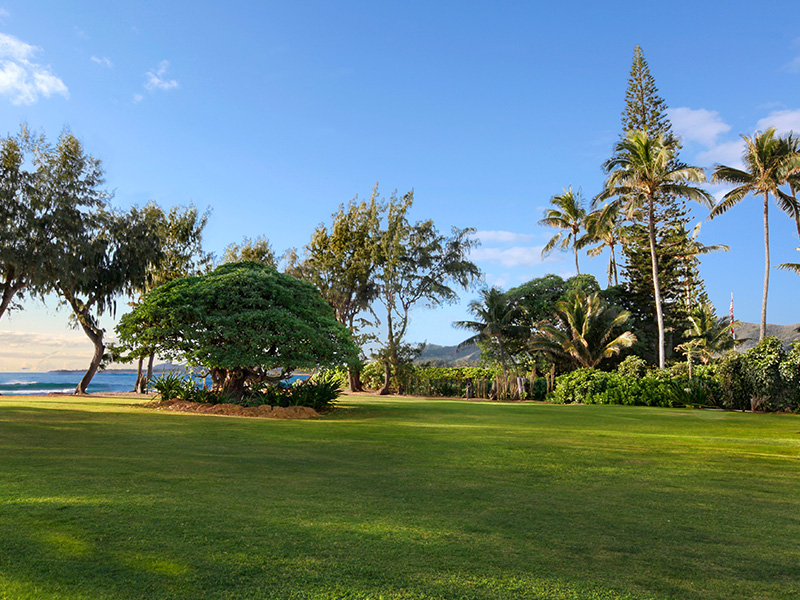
[677,301,738,377]
[584,202,625,286]
[598,130,713,369]
[709,128,800,340]
[776,133,800,239]
[454,287,528,386]
[539,186,588,274]
[529,290,636,369]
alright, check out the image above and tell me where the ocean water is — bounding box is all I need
[0,371,309,395]
[0,371,139,395]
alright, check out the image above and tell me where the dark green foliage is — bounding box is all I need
[550,369,613,404]
[706,338,800,412]
[117,262,359,399]
[665,377,721,408]
[550,367,715,408]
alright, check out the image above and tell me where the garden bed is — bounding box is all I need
[142,398,319,418]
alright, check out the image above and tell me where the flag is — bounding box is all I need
[729,293,736,340]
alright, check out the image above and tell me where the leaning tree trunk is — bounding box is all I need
[63,291,105,394]
[74,318,105,394]
[760,192,770,341]
[647,198,666,370]
[0,268,25,322]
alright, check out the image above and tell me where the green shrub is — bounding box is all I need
[779,342,800,408]
[716,351,751,411]
[529,378,548,401]
[617,355,648,379]
[312,366,348,389]
[151,372,188,400]
[551,369,611,404]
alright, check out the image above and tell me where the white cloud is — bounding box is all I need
[470,245,544,268]
[0,33,68,104]
[144,60,178,92]
[668,107,731,146]
[474,230,536,244]
[91,55,113,68]
[133,93,144,103]
[0,331,94,371]
[0,9,10,22]
[697,139,744,169]
[756,109,800,135]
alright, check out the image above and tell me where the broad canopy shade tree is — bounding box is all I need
[116,262,359,399]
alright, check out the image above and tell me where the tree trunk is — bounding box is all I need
[134,356,146,393]
[220,368,245,401]
[379,361,391,395]
[573,232,580,275]
[760,192,770,341]
[146,352,155,381]
[0,269,25,322]
[610,243,618,286]
[62,291,105,394]
[647,198,666,369]
[74,320,104,394]
[348,367,363,392]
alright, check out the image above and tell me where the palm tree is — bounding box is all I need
[598,130,713,369]
[709,128,800,340]
[539,186,588,274]
[584,202,625,286]
[677,301,738,377]
[529,290,636,369]
[454,287,527,386]
[776,133,800,239]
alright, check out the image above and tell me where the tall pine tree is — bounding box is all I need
[615,46,704,365]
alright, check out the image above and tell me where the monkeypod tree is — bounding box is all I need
[116,262,359,399]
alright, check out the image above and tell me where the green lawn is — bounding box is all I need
[1,395,799,599]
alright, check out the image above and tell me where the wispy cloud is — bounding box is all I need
[91,55,113,68]
[696,139,744,169]
[475,230,536,244]
[144,60,178,91]
[0,33,68,105]
[470,245,544,268]
[0,9,10,22]
[668,107,731,146]
[756,109,800,135]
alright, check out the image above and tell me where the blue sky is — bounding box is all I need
[1,1,799,370]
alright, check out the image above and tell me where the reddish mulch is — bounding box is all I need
[142,399,319,419]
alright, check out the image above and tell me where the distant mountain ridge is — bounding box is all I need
[733,322,800,350]
[415,322,800,366]
[416,343,481,366]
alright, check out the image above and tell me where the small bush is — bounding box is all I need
[312,367,348,389]
[551,369,611,404]
[617,355,648,379]
[151,372,188,400]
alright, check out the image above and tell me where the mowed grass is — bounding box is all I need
[1,396,799,600]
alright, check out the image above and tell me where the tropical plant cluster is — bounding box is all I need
[151,372,341,411]
[549,338,800,412]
